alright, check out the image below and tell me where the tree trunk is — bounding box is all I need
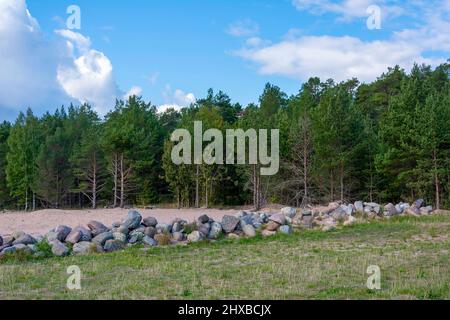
[205,178,209,209]
[340,162,344,202]
[433,149,440,210]
[92,156,97,209]
[195,165,199,208]
[113,153,118,208]
[120,153,125,208]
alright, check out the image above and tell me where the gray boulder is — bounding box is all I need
[0,246,16,255]
[331,206,347,220]
[92,232,114,246]
[269,213,286,225]
[65,230,82,244]
[222,215,240,233]
[73,241,103,255]
[172,232,185,242]
[198,214,210,224]
[2,235,14,246]
[420,206,433,215]
[74,226,92,242]
[117,225,129,235]
[12,231,25,239]
[208,222,223,239]
[50,240,69,257]
[281,207,297,218]
[87,221,109,237]
[414,199,425,208]
[128,231,144,244]
[144,227,156,238]
[143,216,158,227]
[12,234,37,246]
[279,225,293,235]
[198,223,211,236]
[113,232,127,243]
[187,231,204,243]
[156,223,172,234]
[266,221,281,231]
[104,239,125,252]
[143,236,157,247]
[0,235,2,246]
[172,222,183,233]
[54,225,72,242]
[354,201,364,212]
[384,203,397,216]
[242,224,256,237]
[395,204,404,214]
[122,210,142,230]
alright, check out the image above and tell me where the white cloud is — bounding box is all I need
[226,19,259,37]
[235,1,450,83]
[157,104,183,113]
[158,85,196,113]
[0,0,124,118]
[292,0,404,21]
[123,86,143,100]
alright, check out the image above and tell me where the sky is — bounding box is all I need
[1,0,449,121]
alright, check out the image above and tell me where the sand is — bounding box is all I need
[0,208,243,236]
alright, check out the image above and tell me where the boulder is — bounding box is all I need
[12,234,37,246]
[414,199,425,208]
[172,232,185,242]
[354,201,364,212]
[154,233,170,246]
[242,224,256,237]
[261,230,276,237]
[143,236,158,247]
[73,241,103,255]
[187,231,204,243]
[344,215,357,227]
[208,222,223,239]
[198,214,210,224]
[112,221,121,228]
[117,226,129,235]
[281,207,297,218]
[0,246,16,255]
[51,225,71,242]
[144,227,156,238]
[331,206,347,220]
[172,222,183,233]
[279,225,292,235]
[50,240,69,257]
[420,206,433,215]
[222,215,240,233]
[384,203,397,217]
[13,244,33,254]
[2,235,14,246]
[198,223,211,236]
[143,216,158,227]
[87,221,109,237]
[12,231,25,240]
[92,232,114,246]
[104,239,125,252]
[113,232,127,243]
[65,230,82,244]
[122,210,142,230]
[301,215,314,229]
[269,213,286,225]
[0,235,2,247]
[395,204,403,214]
[227,233,240,240]
[405,206,421,216]
[265,221,281,232]
[74,226,92,242]
[128,231,144,244]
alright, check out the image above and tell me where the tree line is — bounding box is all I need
[0,63,449,211]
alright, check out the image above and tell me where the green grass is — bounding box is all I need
[0,215,449,300]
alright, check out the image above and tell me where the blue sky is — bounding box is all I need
[1,0,449,121]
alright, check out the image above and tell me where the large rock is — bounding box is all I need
[343,215,357,226]
[384,203,397,217]
[12,231,25,239]
[242,224,256,237]
[0,246,16,255]
[122,210,142,230]
[414,199,425,208]
[279,225,292,235]
[113,232,127,243]
[143,216,158,227]
[73,241,103,255]
[187,231,204,243]
[281,207,297,218]
[331,206,347,220]
[156,223,172,234]
[54,225,72,242]
[87,221,109,237]
[198,223,211,236]
[405,206,421,216]
[266,221,281,232]
[172,232,185,242]
[128,231,144,244]
[354,201,364,212]
[420,206,433,215]
[2,235,14,246]
[65,230,82,244]
[92,232,114,246]
[269,214,286,225]
[143,236,157,247]
[198,214,210,224]
[0,235,2,246]
[222,215,240,233]
[74,226,92,242]
[261,230,276,237]
[144,227,156,238]
[12,234,36,246]
[104,239,125,252]
[208,222,223,239]
[50,240,69,257]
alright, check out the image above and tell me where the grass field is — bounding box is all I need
[0,215,448,300]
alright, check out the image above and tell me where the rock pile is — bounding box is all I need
[0,200,445,259]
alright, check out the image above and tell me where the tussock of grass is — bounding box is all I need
[0,215,448,300]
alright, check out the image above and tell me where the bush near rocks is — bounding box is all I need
[0,202,446,259]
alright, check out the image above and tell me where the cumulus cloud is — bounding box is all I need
[0,0,129,118]
[292,0,404,21]
[123,86,143,100]
[235,1,450,83]
[226,19,259,37]
[158,85,196,112]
